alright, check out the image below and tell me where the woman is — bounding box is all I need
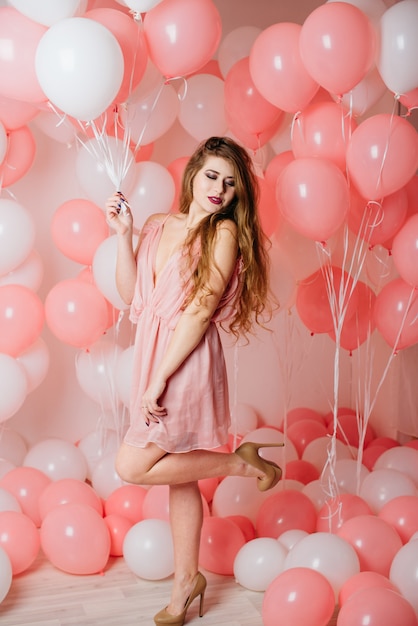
[105,137,282,626]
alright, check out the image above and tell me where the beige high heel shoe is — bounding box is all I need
[154,572,207,625]
[235,441,284,491]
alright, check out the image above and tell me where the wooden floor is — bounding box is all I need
[0,552,339,625]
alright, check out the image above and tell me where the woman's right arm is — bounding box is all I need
[105,192,137,305]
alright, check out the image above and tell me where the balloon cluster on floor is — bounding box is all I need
[0,405,418,625]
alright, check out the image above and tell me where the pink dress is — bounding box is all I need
[123,217,242,453]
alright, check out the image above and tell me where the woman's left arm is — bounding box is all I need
[142,222,238,418]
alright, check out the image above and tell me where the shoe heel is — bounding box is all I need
[235,441,284,492]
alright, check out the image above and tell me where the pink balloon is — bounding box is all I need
[262,567,335,626]
[199,516,246,576]
[328,281,376,353]
[292,101,358,171]
[285,460,320,484]
[249,22,319,113]
[257,175,280,238]
[348,186,408,247]
[339,571,398,607]
[104,484,147,523]
[104,514,133,557]
[346,114,418,200]
[378,495,418,543]
[299,2,376,95]
[256,490,317,538]
[392,214,418,287]
[85,8,147,103]
[337,515,403,576]
[226,515,256,543]
[227,110,282,151]
[283,407,326,428]
[0,125,36,187]
[0,7,47,103]
[265,151,295,190]
[373,277,418,350]
[326,413,375,449]
[367,436,400,450]
[143,0,221,78]
[0,97,38,130]
[337,586,418,626]
[316,494,373,533]
[0,466,51,527]
[45,279,109,349]
[296,266,359,335]
[225,57,284,139]
[38,478,103,522]
[277,157,349,241]
[399,87,418,114]
[40,503,111,575]
[362,445,388,471]
[287,419,328,457]
[0,510,40,575]
[51,199,109,265]
[0,285,44,357]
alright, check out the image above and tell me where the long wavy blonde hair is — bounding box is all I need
[178,137,272,338]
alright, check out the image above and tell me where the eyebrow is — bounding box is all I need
[205,168,235,180]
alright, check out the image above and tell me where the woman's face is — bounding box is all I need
[191,156,236,215]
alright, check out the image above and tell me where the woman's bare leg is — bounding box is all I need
[166,482,203,615]
[115,442,262,486]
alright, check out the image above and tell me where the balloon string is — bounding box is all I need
[373,96,399,199]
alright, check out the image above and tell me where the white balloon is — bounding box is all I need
[278,529,308,550]
[92,235,131,311]
[0,428,27,465]
[123,519,174,580]
[0,487,21,513]
[121,0,163,11]
[0,199,36,276]
[333,459,370,494]
[129,161,175,229]
[24,438,88,481]
[75,337,123,410]
[374,446,418,487]
[359,468,417,513]
[0,546,12,604]
[234,537,287,591]
[75,136,136,207]
[17,337,50,393]
[390,540,418,616]
[8,0,88,26]
[91,450,124,499]
[32,110,77,144]
[0,249,44,291]
[284,531,360,599]
[125,83,179,145]
[302,437,353,474]
[338,65,388,117]
[376,0,418,95]
[77,429,119,481]
[218,26,262,79]
[0,354,28,424]
[35,18,124,121]
[115,345,135,408]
